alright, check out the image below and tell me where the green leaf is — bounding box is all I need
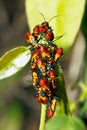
[0,46,31,80]
[55,64,70,115]
[46,114,86,130]
[79,102,87,116]
[73,116,86,130]
[76,82,87,102]
[81,2,87,85]
[25,0,85,53]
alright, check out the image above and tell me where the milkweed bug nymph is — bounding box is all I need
[25,13,63,118]
[47,98,57,118]
[45,31,54,41]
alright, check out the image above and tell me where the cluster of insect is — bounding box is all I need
[25,14,63,118]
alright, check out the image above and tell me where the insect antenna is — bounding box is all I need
[48,15,59,23]
[39,12,59,23]
[38,12,46,21]
[53,33,66,42]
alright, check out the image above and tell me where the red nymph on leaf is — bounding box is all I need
[25,15,63,118]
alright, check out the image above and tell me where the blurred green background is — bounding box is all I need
[0,0,87,130]
[0,1,40,130]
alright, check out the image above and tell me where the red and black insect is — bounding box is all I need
[25,14,63,118]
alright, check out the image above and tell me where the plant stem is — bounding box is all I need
[39,104,46,130]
